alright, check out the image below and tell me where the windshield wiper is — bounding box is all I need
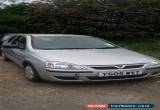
[93,47,119,49]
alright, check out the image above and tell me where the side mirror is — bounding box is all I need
[3,45,19,49]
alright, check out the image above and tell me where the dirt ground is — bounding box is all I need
[0,57,160,110]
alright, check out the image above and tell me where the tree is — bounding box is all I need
[0,0,160,41]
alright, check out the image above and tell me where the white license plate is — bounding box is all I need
[98,71,142,77]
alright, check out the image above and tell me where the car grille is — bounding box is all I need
[89,64,144,70]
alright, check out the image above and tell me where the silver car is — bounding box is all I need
[2,34,160,82]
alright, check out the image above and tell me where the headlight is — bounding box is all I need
[45,61,88,71]
[149,60,160,68]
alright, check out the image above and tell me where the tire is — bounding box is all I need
[2,52,10,61]
[24,64,41,82]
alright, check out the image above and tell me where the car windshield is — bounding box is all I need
[31,35,118,50]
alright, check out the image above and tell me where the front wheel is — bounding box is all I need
[24,65,41,82]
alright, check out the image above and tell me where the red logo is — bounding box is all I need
[85,104,107,109]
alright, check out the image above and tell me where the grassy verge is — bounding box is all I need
[121,39,160,59]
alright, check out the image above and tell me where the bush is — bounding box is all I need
[0,0,160,42]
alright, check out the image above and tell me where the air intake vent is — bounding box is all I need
[89,64,144,70]
[123,64,144,69]
[90,66,118,70]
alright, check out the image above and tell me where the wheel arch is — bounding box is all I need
[23,60,41,81]
[23,59,40,75]
[23,60,33,68]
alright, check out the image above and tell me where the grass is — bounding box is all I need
[121,39,160,59]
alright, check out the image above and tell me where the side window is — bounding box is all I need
[11,36,19,45]
[18,37,26,49]
[8,36,16,43]
[11,36,26,49]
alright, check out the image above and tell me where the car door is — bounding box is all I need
[3,35,18,59]
[10,36,27,66]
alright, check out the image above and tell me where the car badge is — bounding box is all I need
[115,65,125,69]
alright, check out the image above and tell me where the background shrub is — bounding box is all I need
[0,0,160,42]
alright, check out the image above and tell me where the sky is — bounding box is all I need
[0,0,38,5]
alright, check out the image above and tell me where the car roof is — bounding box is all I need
[1,34,15,41]
[30,34,92,37]
[3,34,93,38]
[1,34,93,42]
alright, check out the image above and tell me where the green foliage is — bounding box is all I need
[0,0,160,41]
[0,3,32,33]
[124,39,160,59]
[0,4,31,15]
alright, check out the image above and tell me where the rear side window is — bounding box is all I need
[8,38,13,42]
[8,36,16,43]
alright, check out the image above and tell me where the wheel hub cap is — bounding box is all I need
[25,66,34,79]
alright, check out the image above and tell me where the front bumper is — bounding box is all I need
[43,67,160,82]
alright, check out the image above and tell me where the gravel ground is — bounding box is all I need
[0,57,160,110]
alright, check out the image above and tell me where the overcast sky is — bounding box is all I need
[0,0,38,5]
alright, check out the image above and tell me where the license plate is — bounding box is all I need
[98,71,142,77]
